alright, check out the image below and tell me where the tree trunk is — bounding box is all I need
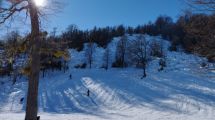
[143,67,146,78]
[25,1,41,120]
[141,62,147,79]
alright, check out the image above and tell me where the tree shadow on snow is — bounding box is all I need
[85,69,215,114]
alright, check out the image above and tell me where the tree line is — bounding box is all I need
[1,12,215,78]
[55,13,214,62]
[1,12,214,78]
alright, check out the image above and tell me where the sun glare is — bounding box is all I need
[34,0,46,7]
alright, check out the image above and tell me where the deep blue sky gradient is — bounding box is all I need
[0,0,186,36]
[45,0,185,32]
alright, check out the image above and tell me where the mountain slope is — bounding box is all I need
[0,35,215,120]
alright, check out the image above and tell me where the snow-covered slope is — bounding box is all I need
[0,35,215,120]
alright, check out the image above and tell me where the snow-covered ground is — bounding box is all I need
[0,35,215,120]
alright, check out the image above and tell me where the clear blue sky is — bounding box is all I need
[0,0,186,36]
[44,0,185,32]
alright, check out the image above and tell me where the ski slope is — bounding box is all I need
[0,35,215,120]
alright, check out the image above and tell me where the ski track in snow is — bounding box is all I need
[0,35,215,120]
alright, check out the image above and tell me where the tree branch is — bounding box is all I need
[0,0,28,24]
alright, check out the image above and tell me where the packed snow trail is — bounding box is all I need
[1,68,215,120]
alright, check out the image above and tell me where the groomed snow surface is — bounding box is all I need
[0,35,215,120]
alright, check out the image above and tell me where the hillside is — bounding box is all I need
[0,35,215,120]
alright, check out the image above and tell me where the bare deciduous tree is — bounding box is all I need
[114,35,128,68]
[85,41,95,69]
[187,0,215,11]
[128,35,149,78]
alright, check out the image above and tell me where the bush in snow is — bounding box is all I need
[74,63,87,69]
[158,58,167,71]
[149,39,164,58]
[168,44,177,52]
[201,62,207,68]
[169,35,180,52]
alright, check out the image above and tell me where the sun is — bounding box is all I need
[34,0,46,7]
